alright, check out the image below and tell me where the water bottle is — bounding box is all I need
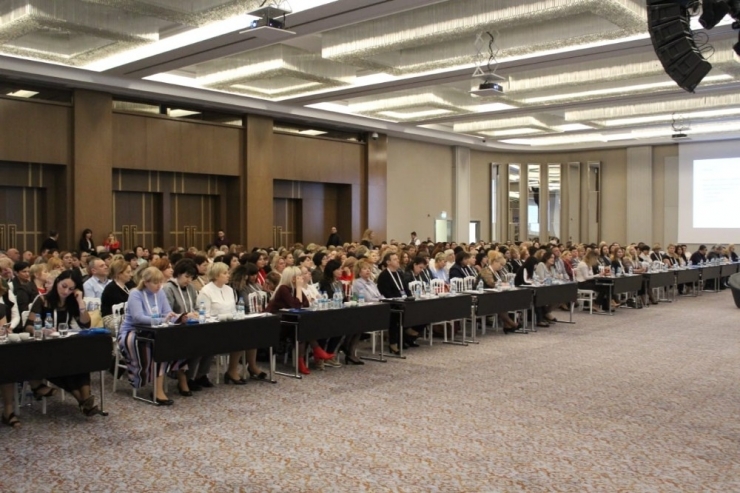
[333,291,342,309]
[320,292,328,310]
[477,280,484,292]
[198,301,206,324]
[358,292,365,305]
[44,314,53,331]
[237,297,245,319]
[450,282,457,294]
[628,265,633,275]
[33,314,42,339]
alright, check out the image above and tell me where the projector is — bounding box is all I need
[672,133,690,140]
[247,6,290,30]
[470,82,504,97]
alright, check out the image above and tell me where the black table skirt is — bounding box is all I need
[474,289,532,317]
[676,269,701,284]
[135,316,281,363]
[721,263,739,277]
[595,275,644,295]
[387,295,473,327]
[643,272,676,290]
[701,265,722,283]
[279,303,391,340]
[525,283,578,307]
[0,334,112,384]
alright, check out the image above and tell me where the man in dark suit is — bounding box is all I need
[326,227,341,247]
[377,252,416,353]
[690,245,707,265]
[40,231,59,253]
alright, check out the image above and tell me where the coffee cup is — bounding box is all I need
[8,334,20,343]
[18,332,30,340]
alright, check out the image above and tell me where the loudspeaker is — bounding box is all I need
[647,0,712,93]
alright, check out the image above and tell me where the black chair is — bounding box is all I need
[729,273,740,308]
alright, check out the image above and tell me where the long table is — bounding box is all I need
[278,303,391,377]
[134,315,281,403]
[0,333,112,415]
[383,295,473,356]
[470,288,532,336]
[643,271,677,302]
[585,275,643,315]
[521,282,578,328]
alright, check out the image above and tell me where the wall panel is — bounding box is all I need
[0,98,71,165]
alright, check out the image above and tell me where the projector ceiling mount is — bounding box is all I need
[471,30,504,96]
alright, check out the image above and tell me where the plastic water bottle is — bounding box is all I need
[33,315,42,339]
[358,292,365,305]
[320,292,328,310]
[44,314,53,331]
[237,297,245,319]
[477,280,484,292]
[450,282,457,294]
[198,301,206,324]
[333,291,342,309]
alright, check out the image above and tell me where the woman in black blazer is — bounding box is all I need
[78,229,96,255]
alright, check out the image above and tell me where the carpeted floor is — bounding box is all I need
[2,291,740,492]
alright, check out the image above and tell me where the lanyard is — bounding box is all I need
[117,281,130,295]
[177,285,194,312]
[142,290,159,315]
[389,270,403,294]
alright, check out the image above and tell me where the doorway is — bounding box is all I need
[273,198,302,247]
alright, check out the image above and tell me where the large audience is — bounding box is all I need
[0,227,737,428]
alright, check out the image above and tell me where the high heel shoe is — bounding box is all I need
[177,385,193,397]
[223,372,247,385]
[31,384,57,401]
[1,412,20,428]
[298,357,311,375]
[150,393,174,406]
[312,346,334,361]
[388,344,400,355]
[79,396,102,416]
[248,368,268,380]
[344,355,365,365]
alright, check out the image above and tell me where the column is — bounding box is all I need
[626,146,654,243]
[453,146,471,243]
[72,90,113,248]
[244,115,274,248]
[366,133,387,242]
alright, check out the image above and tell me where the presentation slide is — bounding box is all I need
[678,141,740,244]
[693,158,740,229]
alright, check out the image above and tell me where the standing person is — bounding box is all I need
[410,232,421,246]
[40,231,59,253]
[214,230,228,248]
[326,226,342,247]
[78,229,96,255]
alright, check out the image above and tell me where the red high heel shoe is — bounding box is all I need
[312,347,334,361]
[298,357,311,375]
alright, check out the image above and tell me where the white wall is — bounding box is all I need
[387,137,453,242]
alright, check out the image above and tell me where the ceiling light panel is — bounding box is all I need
[454,116,553,134]
[565,94,740,122]
[322,0,646,68]
[348,88,473,122]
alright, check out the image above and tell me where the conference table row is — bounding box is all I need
[0,262,735,410]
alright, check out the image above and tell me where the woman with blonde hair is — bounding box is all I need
[266,267,334,375]
[117,267,187,405]
[479,251,520,331]
[360,229,374,249]
[30,263,49,295]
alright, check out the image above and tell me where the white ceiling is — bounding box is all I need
[1,0,740,151]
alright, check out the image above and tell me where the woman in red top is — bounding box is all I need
[266,266,334,375]
[339,257,356,284]
[104,232,120,252]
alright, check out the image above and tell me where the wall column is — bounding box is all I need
[72,90,113,249]
[626,146,653,243]
[366,134,387,242]
[453,146,471,243]
[244,115,274,248]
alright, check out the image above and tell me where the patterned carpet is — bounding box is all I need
[2,291,740,492]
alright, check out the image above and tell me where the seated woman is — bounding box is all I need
[191,255,210,292]
[479,251,520,332]
[227,264,268,380]
[598,244,611,267]
[311,251,328,284]
[449,251,472,280]
[266,266,334,375]
[429,252,449,283]
[610,247,627,275]
[403,256,432,285]
[663,244,679,268]
[574,251,608,313]
[163,259,214,393]
[534,251,558,325]
[1,307,20,427]
[729,244,739,263]
[270,255,286,277]
[25,271,101,416]
[507,247,523,274]
[318,259,348,369]
[101,259,134,332]
[196,262,246,385]
[340,257,356,283]
[30,263,49,296]
[118,267,187,405]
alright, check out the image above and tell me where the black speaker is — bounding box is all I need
[647,0,712,93]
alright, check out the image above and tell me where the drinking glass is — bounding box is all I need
[58,323,69,338]
[0,325,7,344]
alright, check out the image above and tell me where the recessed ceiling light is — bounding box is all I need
[6,90,39,98]
[298,129,327,136]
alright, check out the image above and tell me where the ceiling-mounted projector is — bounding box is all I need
[247,5,291,29]
[470,82,504,97]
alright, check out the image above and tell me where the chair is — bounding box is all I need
[450,278,465,293]
[430,279,446,295]
[463,276,477,291]
[577,289,596,314]
[111,302,127,392]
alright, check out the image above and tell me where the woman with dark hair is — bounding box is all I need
[24,270,101,416]
[311,251,328,284]
[317,259,346,369]
[218,253,241,271]
[191,254,209,292]
[78,229,96,255]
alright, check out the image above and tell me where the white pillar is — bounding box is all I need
[626,146,653,243]
[453,146,471,243]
